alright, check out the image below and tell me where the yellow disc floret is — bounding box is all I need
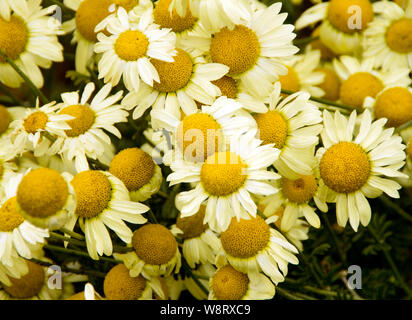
[71,170,112,218]
[386,18,412,53]
[210,25,260,75]
[154,0,197,33]
[0,197,24,232]
[132,224,178,265]
[212,265,249,300]
[201,152,247,196]
[327,0,373,34]
[17,168,69,218]
[104,264,147,300]
[0,16,28,63]
[339,72,383,109]
[115,30,149,61]
[221,216,270,258]
[0,105,11,135]
[212,76,238,99]
[152,48,193,93]
[320,142,370,193]
[3,261,44,299]
[374,87,412,127]
[282,175,318,204]
[316,67,341,101]
[23,111,48,134]
[112,0,139,11]
[109,148,155,191]
[176,205,208,239]
[176,113,222,162]
[278,66,300,93]
[59,105,95,137]
[75,0,112,42]
[254,110,288,148]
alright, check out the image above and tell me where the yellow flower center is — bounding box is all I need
[3,261,44,299]
[132,224,177,265]
[71,170,112,218]
[114,30,149,61]
[59,104,95,137]
[210,25,260,75]
[282,175,318,204]
[374,87,412,127]
[176,205,208,239]
[254,110,288,148]
[109,148,155,191]
[75,0,112,42]
[23,111,48,134]
[311,27,336,61]
[212,76,238,99]
[0,105,11,135]
[152,48,193,93]
[339,72,383,109]
[153,0,197,33]
[315,67,341,101]
[320,142,370,194]
[17,168,69,218]
[221,216,270,258]
[212,265,249,300]
[327,0,373,34]
[112,0,139,11]
[386,18,412,53]
[0,197,24,232]
[200,152,247,196]
[104,264,147,300]
[176,113,222,162]
[0,16,28,63]
[278,66,300,93]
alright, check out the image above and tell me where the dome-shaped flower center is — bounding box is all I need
[282,175,318,204]
[254,110,288,148]
[327,0,373,34]
[212,265,249,300]
[104,264,147,300]
[221,216,270,258]
[176,113,222,162]
[315,67,341,101]
[200,152,247,196]
[310,27,336,61]
[132,224,178,265]
[114,30,149,61]
[112,0,139,11]
[109,148,155,191]
[176,205,208,239]
[3,261,44,299]
[0,105,11,135]
[210,25,260,75]
[71,170,112,218]
[212,76,238,99]
[278,66,300,93]
[154,0,197,33]
[386,18,412,53]
[75,0,112,42]
[320,142,370,193]
[339,72,383,109]
[59,104,95,137]
[374,87,412,127]
[152,48,193,93]
[0,197,24,232]
[17,168,69,218]
[23,111,48,134]
[0,16,28,63]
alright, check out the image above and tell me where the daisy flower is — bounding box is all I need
[122,48,228,120]
[94,7,176,92]
[0,105,25,147]
[333,55,411,110]
[115,224,181,278]
[53,82,127,173]
[253,82,322,179]
[217,215,299,285]
[316,109,407,231]
[170,129,280,232]
[363,0,412,70]
[0,252,28,287]
[65,170,149,260]
[0,0,63,88]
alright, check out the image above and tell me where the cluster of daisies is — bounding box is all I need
[0,0,411,300]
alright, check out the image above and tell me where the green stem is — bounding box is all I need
[0,82,25,106]
[44,244,122,264]
[294,36,319,46]
[0,96,13,105]
[157,191,169,199]
[395,119,412,133]
[182,258,209,296]
[60,227,85,240]
[379,195,412,224]
[285,278,338,297]
[147,209,159,224]
[276,287,304,300]
[323,213,347,263]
